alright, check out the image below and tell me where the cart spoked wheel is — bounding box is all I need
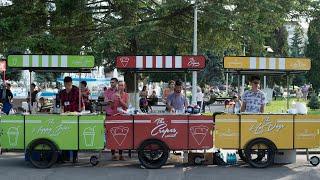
[244,138,275,168]
[310,156,320,166]
[90,155,99,166]
[138,139,169,169]
[27,139,59,169]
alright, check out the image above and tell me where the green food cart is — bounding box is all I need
[0,55,105,168]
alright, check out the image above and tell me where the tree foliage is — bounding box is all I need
[0,0,319,87]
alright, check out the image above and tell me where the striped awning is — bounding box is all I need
[224,57,311,71]
[116,55,206,70]
[7,55,94,69]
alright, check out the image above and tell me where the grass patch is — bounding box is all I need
[266,98,320,114]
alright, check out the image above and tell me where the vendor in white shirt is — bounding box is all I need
[241,76,266,113]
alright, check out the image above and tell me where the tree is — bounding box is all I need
[290,25,305,57]
[306,14,320,92]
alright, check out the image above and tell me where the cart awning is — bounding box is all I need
[7,55,94,71]
[224,57,311,72]
[116,55,206,71]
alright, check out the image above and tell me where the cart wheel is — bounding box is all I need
[138,139,169,169]
[310,156,320,166]
[194,155,204,165]
[244,138,275,168]
[27,139,58,169]
[90,155,99,166]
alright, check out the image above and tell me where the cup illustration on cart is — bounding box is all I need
[7,127,20,146]
[190,125,209,145]
[110,126,129,146]
[83,126,96,147]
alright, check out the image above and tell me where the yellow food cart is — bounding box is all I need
[214,56,320,168]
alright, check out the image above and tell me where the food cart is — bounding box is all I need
[0,55,105,168]
[214,56,320,168]
[105,55,214,169]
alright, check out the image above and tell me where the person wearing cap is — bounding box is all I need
[59,76,83,113]
[241,76,266,113]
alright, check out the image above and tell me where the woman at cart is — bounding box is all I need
[110,80,129,161]
[241,76,266,113]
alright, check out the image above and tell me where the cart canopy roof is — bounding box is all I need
[116,55,206,72]
[7,55,94,72]
[224,56,311,74]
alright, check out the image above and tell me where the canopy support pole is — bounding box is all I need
[184,73,187,102]
[226,73,229,95]
[286,73,290,110]
[79,71,82,112]
[134,73,137,110]
[237,72,240,95]
[29,70,32,114]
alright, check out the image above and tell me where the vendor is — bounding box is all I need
[104,77,118,116]
[80,81,91,112]
[166,80,188,113]
[59,76,83,113]
[241,76,266,113]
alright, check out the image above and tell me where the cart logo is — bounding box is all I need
[187,57,200,67]
[151,118,178,138]
[219,128,238,137]
[296,129,317,139]
[120,57,130,67]
[83,126,96,147]
[249,117,285,135]
[110,126,129,146]
[7,127,20,146]
[32,119,71,137]
[190,125,208,145]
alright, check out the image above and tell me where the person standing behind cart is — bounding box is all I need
[104,77,118,116]
[27,83,40,113]
[59,76,83,113]
[241,76,266,113]
[58,76,83,162]
[166,80,189,113]
[80,81,91,112]
[0,83,13,114]
[110,80,128,161]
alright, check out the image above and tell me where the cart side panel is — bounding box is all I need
[105,115,133,150]
[240,114,294,149]
[294,115,320,149]
[25,115,78,150]
[133,115,188,150]
[188,115,214,149]
[79,115,105,150]
[0,115,25,149]
[214,114,239,149]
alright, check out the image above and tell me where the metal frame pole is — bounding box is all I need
[287,74,289,110]
[79,71,82,112]
[29,71,32,113]
[134,72,137,109]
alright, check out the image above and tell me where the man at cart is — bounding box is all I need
[241,76,266,113]
[166,80,189,113]
[59,76,83,162]
[104,77,118,116]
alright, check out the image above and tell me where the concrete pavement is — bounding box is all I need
[0,152,319,180]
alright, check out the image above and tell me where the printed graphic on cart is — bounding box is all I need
[120,57,130,67]
[110,126,129,146]
[151,118,178,138]
[7,127,20,146]
[83,126,96,147]
[249,117,285,135]
[187,57,200,67]
[296,129,317,139]
[219,128,238,138]
[190,125,208,145]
